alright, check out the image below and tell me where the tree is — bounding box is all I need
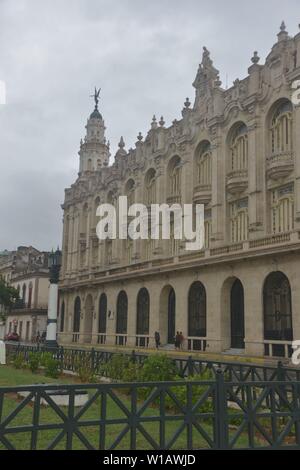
[0,278,19,312]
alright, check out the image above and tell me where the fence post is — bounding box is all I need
[277,360,287,407]
[131,350,136,364]
[91,348,95,372]
[215,368,228,449]
[187,356,194,377]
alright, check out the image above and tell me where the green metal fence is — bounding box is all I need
[5,342,300,382]
[0,373,300,450]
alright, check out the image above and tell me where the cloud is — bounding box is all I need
[0,0,299,249]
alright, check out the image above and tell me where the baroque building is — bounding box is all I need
[59,23,300,359]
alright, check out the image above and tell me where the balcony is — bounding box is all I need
[266,151,294,180]
[193,184,212,203]
[226,169,248,195]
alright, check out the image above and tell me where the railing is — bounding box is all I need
[115,334,127,346]
[96,333,106,345]
[264,340,293,359]
[135,335,150,348]
[6,343,300,382]
[61,231,300,289]
[249,232,291,248]
[1,374,300,449]
[187,337,207,352]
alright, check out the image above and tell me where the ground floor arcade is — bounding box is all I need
[58,252,300,359]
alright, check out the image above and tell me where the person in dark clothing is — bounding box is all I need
[175,331,180,350]
[179,331,184,349]
[154,331,160,349]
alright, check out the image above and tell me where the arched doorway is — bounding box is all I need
[84,295,93,343]
[98,293,107,344]
[159,285,176,345]
[136,288,150,347]
[73,297,81,342]
[116,291,128,345]
[263,271,293,356]
[230,279,245,349]
[188,281,206,350]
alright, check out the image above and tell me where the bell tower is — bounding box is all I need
[78,88,110,174]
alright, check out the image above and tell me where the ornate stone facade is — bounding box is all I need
[59,24,300,358]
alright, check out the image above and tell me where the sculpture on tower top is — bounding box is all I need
[90,87,101,109]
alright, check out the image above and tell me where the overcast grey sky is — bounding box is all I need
[0,0,299,251]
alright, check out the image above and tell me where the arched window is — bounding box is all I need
[87,158,92,171]
[136,288,150,336]
[98,293,107,334]
[230,124,248,171]
[271,184,294,234]
[73,297,81,333]
[60,302,65,333]
[196,141,212,186]
[188,282,206,338]
[230,198,248,242]
[168,156,181,198]
[116,291,128,335]
[145,169,156,205]
[270,101,293,155]
[263,272,293,347]
[28,282,33,308]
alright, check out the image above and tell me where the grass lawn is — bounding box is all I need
[0,365,254,450]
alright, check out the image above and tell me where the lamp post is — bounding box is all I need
[45,249,62,349]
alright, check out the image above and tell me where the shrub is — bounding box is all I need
[40,352,53,367]
[122,362,141,382]
[139,354,178,382]
[28,352,41,373]
[164,371,215,413]
[13,354,24,369]
[44,356,61,379]
[100,354,130,380]
[74,355,96,383]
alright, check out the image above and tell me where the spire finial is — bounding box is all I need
[151,115,158,129]
[137,132,143,141]
[118,136,125,149]
[277,21,288,42]
[90,87,101,109]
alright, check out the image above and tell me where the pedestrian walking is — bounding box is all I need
[154,331,160,349]
[179,331,184,349]
[175,331,180,350]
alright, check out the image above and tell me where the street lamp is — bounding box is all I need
[45,248,62,349]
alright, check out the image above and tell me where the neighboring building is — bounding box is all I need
[59,24,300,359]
[0,247,50,341]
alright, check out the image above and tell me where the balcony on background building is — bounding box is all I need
[266,151,294,180]
[226,169,248,194]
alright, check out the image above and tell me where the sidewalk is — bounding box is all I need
[58,342,286,367]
